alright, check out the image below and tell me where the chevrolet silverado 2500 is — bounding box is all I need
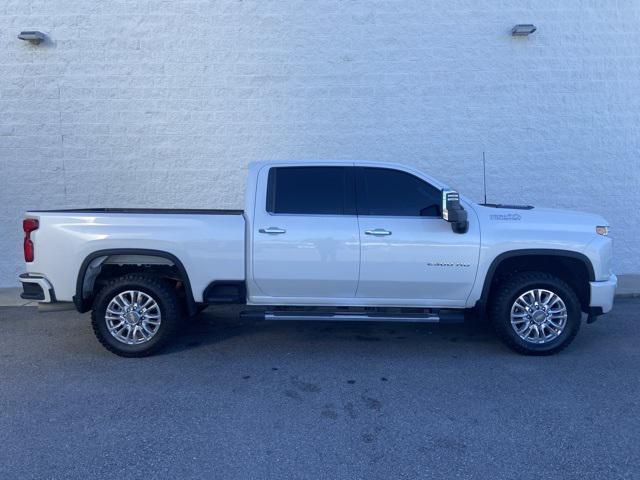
[19,161,617,356]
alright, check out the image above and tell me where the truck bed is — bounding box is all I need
[28,208,243,215]
[24,209,246,303]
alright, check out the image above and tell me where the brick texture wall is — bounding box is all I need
[1,1,639,286]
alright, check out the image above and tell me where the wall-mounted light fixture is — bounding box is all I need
[18,31,46,45]
[511,24,537,36]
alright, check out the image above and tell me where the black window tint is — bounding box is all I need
[358,168,441,217]
[267,167,354,215]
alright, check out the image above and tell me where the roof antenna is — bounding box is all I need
[482,151,488,205]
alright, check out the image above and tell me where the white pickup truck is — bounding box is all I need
[19,161,617,357]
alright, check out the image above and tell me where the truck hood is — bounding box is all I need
[475,204,608,233]
[524,207,608,227]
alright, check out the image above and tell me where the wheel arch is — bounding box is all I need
[74,248,197,316]
[478,249,595,314]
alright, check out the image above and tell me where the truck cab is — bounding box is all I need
[19,160,617,357]
[246,161,480,307]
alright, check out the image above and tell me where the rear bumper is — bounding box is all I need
[18,273,55,303]
[589,274,617,314]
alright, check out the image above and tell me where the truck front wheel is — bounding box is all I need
[490,271,582,355]
[91,274,182,357]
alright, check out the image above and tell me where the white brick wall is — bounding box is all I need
[1,1,639,286]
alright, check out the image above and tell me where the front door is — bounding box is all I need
[251,165,360,300]
[355,167,480,306]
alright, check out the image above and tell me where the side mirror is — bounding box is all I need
[441,189,469,234]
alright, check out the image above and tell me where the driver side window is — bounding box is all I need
[356,167,442,217]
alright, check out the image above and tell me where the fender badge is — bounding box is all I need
[490,213,521,221]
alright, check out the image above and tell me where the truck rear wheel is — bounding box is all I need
[91,274,182,357]
[489,271,581,355]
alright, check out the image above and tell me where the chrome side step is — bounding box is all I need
[242,309,464,324]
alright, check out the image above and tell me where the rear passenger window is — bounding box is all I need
[266,167,355,215]
[357,167,442,217]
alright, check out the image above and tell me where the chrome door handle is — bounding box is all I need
[259,227,286,234]
[364,228,392,236]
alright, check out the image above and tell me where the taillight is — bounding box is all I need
[23,218,39,262]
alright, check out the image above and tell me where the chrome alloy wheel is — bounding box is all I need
[105,290,161,345]
[510,289,568,344]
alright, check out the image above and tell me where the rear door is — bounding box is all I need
[251,165,360,300]
[355,167,480,306]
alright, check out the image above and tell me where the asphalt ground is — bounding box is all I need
[0,299,638,479]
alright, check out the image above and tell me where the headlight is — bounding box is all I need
[596,226,609,236]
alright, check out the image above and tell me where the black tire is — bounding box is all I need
[91,274,182,357]
[489,271,582,355]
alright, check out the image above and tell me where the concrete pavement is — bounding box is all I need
[0,299,638,479]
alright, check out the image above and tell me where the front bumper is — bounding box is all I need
[589,273,617,314]
[19,273,55,303]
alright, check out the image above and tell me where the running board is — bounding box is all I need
[242,310,464,324]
